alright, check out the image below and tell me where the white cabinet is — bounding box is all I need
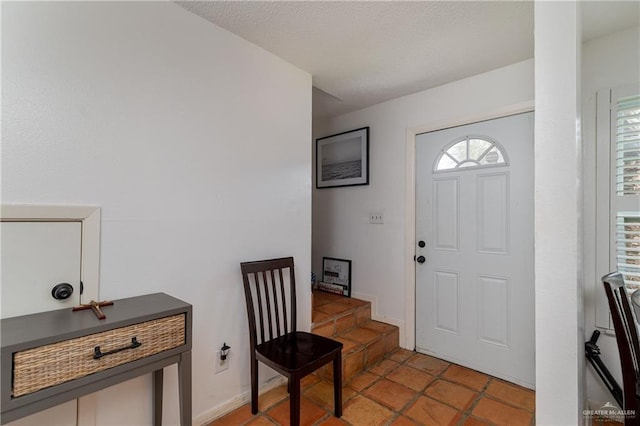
[1,205,100,426]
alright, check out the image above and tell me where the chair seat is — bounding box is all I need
[256,331,343,374]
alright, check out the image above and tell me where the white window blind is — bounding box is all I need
[615,94,640,290]
[616,95,640,196]
[617,213,640,289]
[595,84,640,328]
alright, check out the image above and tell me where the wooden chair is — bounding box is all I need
[602,271,640,424]
[240,257,343,425]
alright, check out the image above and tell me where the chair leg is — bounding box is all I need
[250,357,258,414]
[290,376,301,426]
[333,351,342,418]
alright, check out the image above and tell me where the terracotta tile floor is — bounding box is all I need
[208,349,535,425]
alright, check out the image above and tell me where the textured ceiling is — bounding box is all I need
[176,1,638,119]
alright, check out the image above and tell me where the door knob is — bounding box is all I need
[51,283,74,300]
[418,240,426,248]
[416,256,426,264]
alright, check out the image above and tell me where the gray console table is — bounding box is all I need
[1,293,192,425]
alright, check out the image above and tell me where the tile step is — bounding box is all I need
[311,292,399,383]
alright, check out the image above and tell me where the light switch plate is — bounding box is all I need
[369,212,384,224]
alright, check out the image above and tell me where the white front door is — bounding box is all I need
[415,112,535,388]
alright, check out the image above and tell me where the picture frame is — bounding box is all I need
[316,127,369,188]
[320,257,352,297]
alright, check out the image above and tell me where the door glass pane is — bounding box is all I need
[469,139,493,159]
[478,146,505,165]
[436,154,458,170]
[447,140,467,162]
[434,137,507,171]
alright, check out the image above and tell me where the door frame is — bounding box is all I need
[1,204,101,302]
[403,101,534,350]
[1,204,101,424]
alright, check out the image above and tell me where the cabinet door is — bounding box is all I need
[2,221,82,318]
[2,221,81,425]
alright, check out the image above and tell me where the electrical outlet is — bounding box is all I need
[369,211,384,224]
[214,351,229,373]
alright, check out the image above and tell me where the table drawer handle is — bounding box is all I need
[93,337,141,360]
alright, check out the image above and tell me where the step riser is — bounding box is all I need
[311,304,371,338]
[311,294,399,383]
[316,329,400,383]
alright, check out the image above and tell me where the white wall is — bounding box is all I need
[2,2,312,425]
[534,2,584,423]
[582,25,640,406]
[312,59,534,345]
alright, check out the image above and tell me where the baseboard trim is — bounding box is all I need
[193,375,287,426]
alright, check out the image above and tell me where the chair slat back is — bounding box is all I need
[241,257,297,347]
[602,272,640,420]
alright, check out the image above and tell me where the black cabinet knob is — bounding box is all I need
[416,256,426,264]
[51,283,74,300]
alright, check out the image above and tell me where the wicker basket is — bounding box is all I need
[12,314,185,397]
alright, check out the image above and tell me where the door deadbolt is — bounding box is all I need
[51,283,74,300]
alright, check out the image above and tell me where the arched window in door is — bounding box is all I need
[434,136,509,172]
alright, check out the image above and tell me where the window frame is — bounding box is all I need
[595,84,640,329]
[432,134,509,173]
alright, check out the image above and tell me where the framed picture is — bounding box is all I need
[320,257,351,297]
[316,127,369,188]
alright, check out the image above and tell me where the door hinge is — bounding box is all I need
[80,281,84,295]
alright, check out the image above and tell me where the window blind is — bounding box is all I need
[616,95,640,196]
[617,213,640,289]
[616,94,640,289]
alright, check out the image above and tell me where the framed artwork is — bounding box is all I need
[319,257,352,297]
[316,127,369,188]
